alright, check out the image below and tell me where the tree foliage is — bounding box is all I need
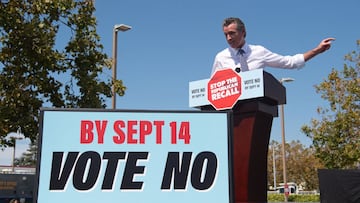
[0,0,125,146]
[286,141,322,190]
[14,138,37,167]
[302,40,360,169]
[268,140,322,191]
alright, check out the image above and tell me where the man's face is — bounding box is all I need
[223,23,245,49]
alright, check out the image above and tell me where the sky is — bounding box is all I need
[1,0,359,165]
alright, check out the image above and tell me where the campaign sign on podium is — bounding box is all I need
[207,69,242,110]
[34,108,234,203]
[189,69,265,109]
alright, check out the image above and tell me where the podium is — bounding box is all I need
[189,69,286,203]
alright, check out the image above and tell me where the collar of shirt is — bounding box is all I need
[229,43,250,57]
[241,43,250,56]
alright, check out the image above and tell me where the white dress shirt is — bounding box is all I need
[211,43,305,74]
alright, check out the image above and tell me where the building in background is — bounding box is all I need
[0,166,35,203]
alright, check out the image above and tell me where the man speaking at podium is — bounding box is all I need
[211,17,335,74]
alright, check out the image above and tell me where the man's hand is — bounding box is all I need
[314,38,336,54]
[304,37,335,61]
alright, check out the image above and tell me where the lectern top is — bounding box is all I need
[189,69,286,110]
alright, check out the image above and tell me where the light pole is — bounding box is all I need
[272,144,277,190]
[112,24,132,109]
[11,127,25,172]
[279,77,294,202]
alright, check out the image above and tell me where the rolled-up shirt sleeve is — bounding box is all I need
[211,44,306,75]
[262,47,305,69]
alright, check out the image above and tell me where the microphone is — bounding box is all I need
[235,67,241,73]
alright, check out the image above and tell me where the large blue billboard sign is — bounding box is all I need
[34,109,234,203]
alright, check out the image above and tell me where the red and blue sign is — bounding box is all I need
[35,109,234,203]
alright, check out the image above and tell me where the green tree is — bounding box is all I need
[268,140,322,191]
[286,140,322,190]
[14,139,37,167]
[302,40,360,169]
[0,0,125,146]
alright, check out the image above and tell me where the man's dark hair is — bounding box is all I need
[222,17,246,36]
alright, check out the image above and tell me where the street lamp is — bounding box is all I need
[272,144,277,190]
[10,127,25,172]
[112,24,132,109]
[279,77,294,202]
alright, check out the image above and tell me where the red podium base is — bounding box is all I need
[233,101,277,203]
[195,70,285,203]
[202,100,277,203]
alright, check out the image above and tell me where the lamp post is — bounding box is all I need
[112,24,132,109]
[279,77,294,202]
[11,127,25,172]
[272,144,277,190]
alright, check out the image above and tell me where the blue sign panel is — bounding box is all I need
[35,109,234,203]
